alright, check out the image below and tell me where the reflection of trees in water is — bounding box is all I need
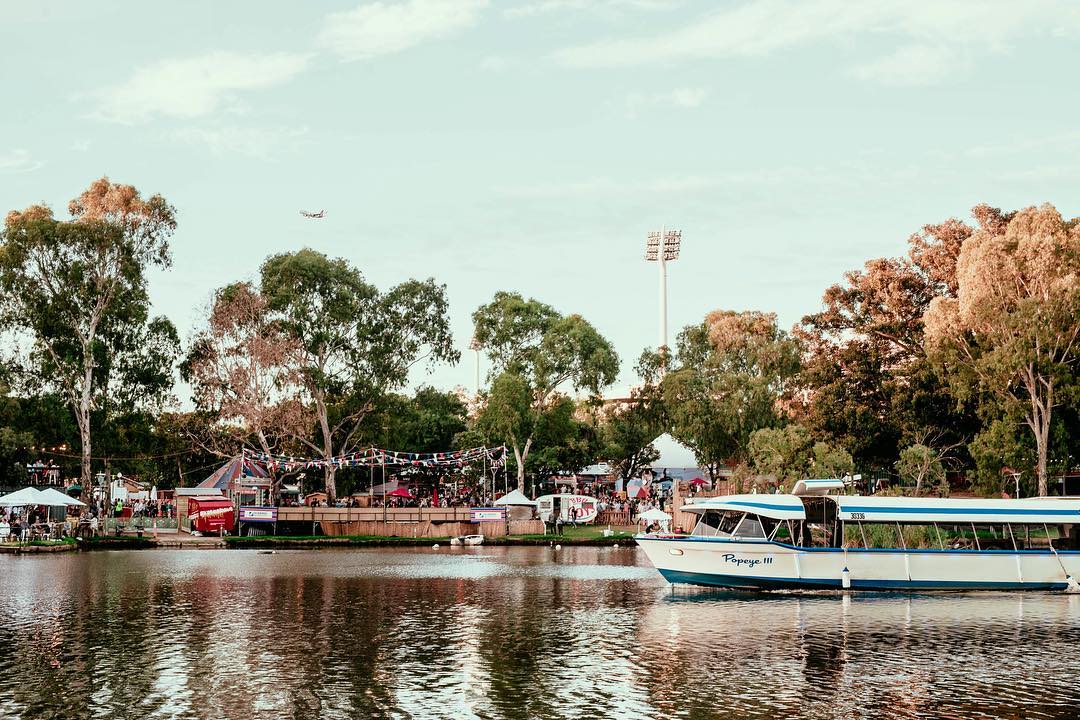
[3,552,1080,719]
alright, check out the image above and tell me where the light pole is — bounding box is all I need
[645,226,682,358]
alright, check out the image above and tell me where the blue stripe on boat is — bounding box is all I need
[657,569,1068,591]
[841,505,1080,516]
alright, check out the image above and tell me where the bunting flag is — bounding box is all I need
[242,444,507,473]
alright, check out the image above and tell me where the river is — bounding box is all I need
[1,546,1078,719]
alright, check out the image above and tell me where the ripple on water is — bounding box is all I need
[0,548,1078,720]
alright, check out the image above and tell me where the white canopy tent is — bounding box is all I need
[493,489,536,506]
[36,488,87,507]
[0,487,43,507]
[637,506,672,531]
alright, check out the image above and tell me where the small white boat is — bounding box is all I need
[637,479,1080,591]
[450,534,484,546]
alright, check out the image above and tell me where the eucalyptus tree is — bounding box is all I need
[924,204,1080,496]
[0,178,178,493]
[260,248,458,501]
[472,291,618,491]
[661,310,801,482]
[182,281,309,460]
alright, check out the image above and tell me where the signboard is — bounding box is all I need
[239,506,278,523]
[470,507,506,523]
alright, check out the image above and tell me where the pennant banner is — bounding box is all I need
[242,445,507,473]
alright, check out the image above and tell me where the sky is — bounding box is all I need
[3,0,1080,398]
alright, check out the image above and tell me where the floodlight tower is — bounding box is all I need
[645,226,682,357]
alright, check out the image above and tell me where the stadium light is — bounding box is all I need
[644,227,682,354]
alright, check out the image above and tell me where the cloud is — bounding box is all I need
[168,125,310,158]
[318,0,487,62]
[505,0,676,19]
[851,44,958,86]
[0,149,43,173]
[91,51,310,124]
[553,0,1079,77]
[625,87,706,117]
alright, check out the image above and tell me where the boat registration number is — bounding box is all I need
[849,512,866,520]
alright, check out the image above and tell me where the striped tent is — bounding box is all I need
[197,456,270,493]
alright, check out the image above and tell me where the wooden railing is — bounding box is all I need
[276,506,475,524]
[596,510,631,526]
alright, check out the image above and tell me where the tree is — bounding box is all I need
[661,311,801,481]
[182,281,310,461]
[472,292,618,490]
[925,204,1080,496]
[259,249,458,501]
[747,423,853,489]
[0,178,178,493]
[797,212,996,468]
[895,444,946,496]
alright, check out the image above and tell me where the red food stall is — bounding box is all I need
[187,497,235,535]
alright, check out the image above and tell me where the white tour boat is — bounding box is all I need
[637,480,1080,591]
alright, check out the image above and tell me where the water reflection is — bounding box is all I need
[1,548,1078,719]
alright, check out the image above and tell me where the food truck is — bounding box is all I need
[186,497,235,535]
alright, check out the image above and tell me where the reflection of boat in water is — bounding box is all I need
[450,534,485,546]
[637,479,1080,591]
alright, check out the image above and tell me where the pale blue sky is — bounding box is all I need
[3,0,1080,396]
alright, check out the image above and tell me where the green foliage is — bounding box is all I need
[747,423,854,487]
[895,443,947,496]
[662,312,801,481]
[471,292,618,489]
[0,181,179,490]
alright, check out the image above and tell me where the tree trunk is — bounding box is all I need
[513,437,532,492]
[77,378,93,501]
[1029,378,1052,497]
[315,390,336,503]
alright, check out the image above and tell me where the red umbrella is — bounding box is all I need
[689,477,707,486]
[387,488,415,499]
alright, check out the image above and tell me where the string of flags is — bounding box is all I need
[242,445,507,472]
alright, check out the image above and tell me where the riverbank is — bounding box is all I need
[2,526,639,552]
[225,528,637,549]
[0,538,78,554]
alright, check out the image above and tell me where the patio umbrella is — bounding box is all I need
[0,487,43,506]
[387,488,415,499]
[36,488,87,507]
[689,477,707,486]
[638,508,672,523]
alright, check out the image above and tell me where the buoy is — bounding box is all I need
[433,543,440,549]
[613,542,619,548]
[1065,575,1080,594]
[555,544,562,551]
[841,567,851,590]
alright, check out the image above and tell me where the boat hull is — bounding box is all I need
[637,535,1080,591]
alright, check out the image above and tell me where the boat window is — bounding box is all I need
[733,515,766,539]
[692,510,743,537]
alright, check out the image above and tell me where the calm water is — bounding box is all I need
[1,547,1079,720]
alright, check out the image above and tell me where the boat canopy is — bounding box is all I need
[683,494,806,521]
[792,479,846,496]
[833,495,1080,525]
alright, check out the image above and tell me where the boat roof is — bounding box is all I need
[833,495,1080,524]
[683,494,806,521]
[684,493,1080,524]
[792,478,847,496]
